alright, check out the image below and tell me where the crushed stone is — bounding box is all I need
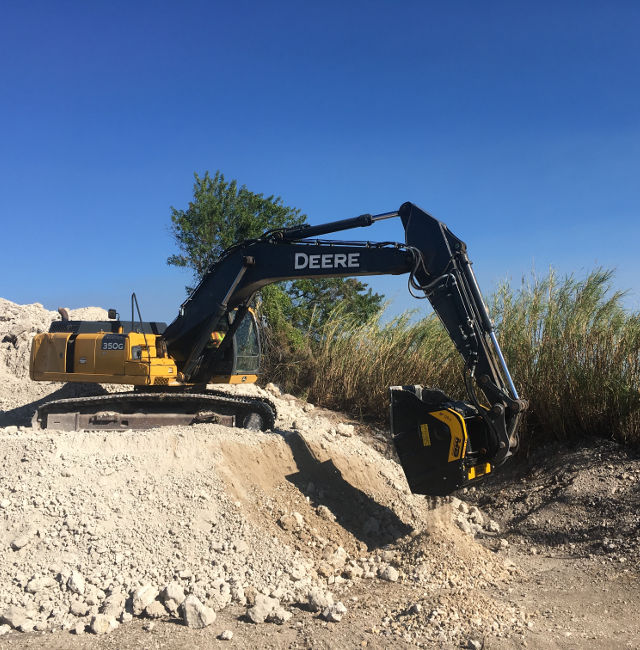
[0,298,528,644]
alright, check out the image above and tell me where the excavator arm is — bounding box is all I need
[163,201,527,495]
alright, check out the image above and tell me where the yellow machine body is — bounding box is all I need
[30,331,258,387]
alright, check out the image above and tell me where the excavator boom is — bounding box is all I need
[30,201,527,495]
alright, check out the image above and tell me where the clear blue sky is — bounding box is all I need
[1,1,639,321]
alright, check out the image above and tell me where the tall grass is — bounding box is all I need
[261,269,640,446]
[494,268,640,444]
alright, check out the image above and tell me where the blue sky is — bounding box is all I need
[1,1,639,321]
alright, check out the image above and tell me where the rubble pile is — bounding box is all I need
[0,299,529,644]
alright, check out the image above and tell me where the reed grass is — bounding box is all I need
[261,268,640,446]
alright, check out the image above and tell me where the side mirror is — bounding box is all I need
[107,309,118,320]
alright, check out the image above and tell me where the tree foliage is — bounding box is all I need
[168,171,305,278]
[168,170,384,343]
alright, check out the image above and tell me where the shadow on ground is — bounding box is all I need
[283,430,412,550]
[0,383,108,427]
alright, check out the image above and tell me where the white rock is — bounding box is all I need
[264,383,281,396]
[161,582,185,606]
[182,595,216,629]
[145,600,167,619]
[486,520,500,533]
[132,584,158,616]
[72,621,86,635]
[306,588,334,612]
[25,575,56,594]
[469,506,484,526]
[0,624,11,635]
[90,614,115,635]
[322,601,347,622]
[336,423,354,437]
[267,607,292,625]
[316,505,336,521]
[219,629,234,640]
[67,571,86,595]
[378,565,399,582]
[0,605,27,629]
[246,594,279,624]
[10,533,32,551]
[69,600,89,617]
[100,591,126,618]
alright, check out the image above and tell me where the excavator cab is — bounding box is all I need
[204,310,261,381]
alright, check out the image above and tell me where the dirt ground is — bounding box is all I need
[2,436,639,650]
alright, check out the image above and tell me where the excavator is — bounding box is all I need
[30,202,527,496]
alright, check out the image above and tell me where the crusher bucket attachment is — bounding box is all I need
[390,385,497,497]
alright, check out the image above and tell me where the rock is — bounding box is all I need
[230,581,246,605]
[287,562,306,581]
[322,601,347,622]
[246,594,279,624]
[469,506,484,526]
[278,514,298,531]
[182,595,216,629]
[72,621,86,635]
[378,565,399,582]
[292,511,305,527]
[0,624,11,635]
[324,545,348,569]
[336,423,354,437]
[455,515,474,536]
[265,383,281,396]
[306,588,334,612]
[161,582,185,606]
[207,578,231,611]
[100,591,126,618]
[69,600,89,617]
[316,505,336,522]
[164,598,180,615]
[67,571,86,595]
[408,603,422,615]
[344,562,364,579]
[0,605,28,629]
[145,600,167,619]
[25,575,56,594]
[132,584,159,615]
[90,614,115,635]
[143,621,155,631]
[219,629,234,640]
[18,619,35,633]
[267,607,292,625]
[10,533,32,551]
[486,519,500,533]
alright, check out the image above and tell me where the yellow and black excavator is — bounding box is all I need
[30,202,527,496]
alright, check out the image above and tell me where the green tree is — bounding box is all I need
[168,170,305,278]
[168,170,383,339]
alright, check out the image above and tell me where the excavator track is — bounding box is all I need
[32,390,277,432]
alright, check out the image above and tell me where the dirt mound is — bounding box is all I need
[0,298,529,646]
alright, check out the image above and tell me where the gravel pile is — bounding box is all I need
[0,299,530,645]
